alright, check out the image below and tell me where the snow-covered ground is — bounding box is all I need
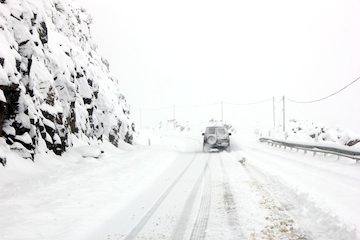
[236,133,360,239]
[1,128,360,240]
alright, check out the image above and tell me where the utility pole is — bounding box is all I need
[282,96,286,132]
[272,96,276,128]
[221,101,224,122]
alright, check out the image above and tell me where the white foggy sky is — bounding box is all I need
[76,0,360,131]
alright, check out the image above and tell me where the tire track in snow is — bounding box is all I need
[219,154,245,239]
[241,163,308,240]
[189,154,212,240]
[123,153,198,240]
[171,154,210,240]
[244,161,357,240]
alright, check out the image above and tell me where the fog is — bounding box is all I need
[76,0,360,132]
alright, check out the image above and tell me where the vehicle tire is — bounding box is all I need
[206,135,217,145]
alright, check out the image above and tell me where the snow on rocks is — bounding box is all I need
[262,119,360,150]
[0,139,7,166]
[0,89,5,102]
[0,0,134,160]
[76,145,104,159]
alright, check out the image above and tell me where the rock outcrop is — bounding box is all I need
[0,0,134,160]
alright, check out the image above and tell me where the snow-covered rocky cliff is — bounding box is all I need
[0,0,134,160]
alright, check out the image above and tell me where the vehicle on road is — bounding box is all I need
[202,126,231,152]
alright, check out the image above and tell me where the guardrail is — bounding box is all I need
[259,137,360,163]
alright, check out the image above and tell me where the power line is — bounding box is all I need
[287,75,360,104]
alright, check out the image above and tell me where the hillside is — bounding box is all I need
[0,0,134,161]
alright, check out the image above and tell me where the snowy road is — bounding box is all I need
[1,134,359,240]
[86,135,359,240]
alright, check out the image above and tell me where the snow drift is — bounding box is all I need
[0,0,134,160]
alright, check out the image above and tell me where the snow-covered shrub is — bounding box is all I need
[0,0,134,159]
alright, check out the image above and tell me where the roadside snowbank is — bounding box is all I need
[259,119,360,151]
[0,136,186,240]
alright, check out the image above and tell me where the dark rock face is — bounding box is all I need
[0,84,20,120]
[347,139,360,147]
[0,101,5,136]
[0,0,134,159]
[38,21,48,45]
[124,131,133,144]
[0,157,6,167]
